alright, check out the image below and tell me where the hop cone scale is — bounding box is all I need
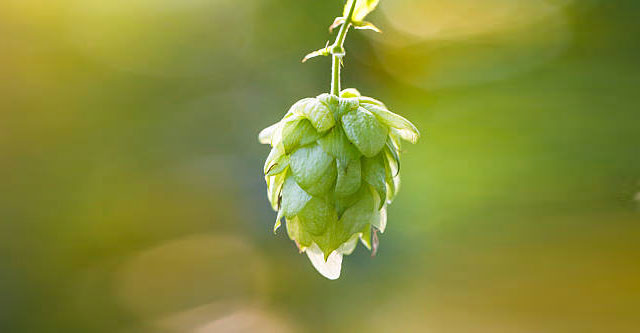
[259,88,419,279]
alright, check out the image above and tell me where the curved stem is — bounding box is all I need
[330,0,358,96]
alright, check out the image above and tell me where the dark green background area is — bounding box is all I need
[1,1,638,332]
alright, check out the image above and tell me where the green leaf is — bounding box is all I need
[360,104,420,144]
[297,197,336,236]
[289,143,334,189]
[281,174,312,218]
[282,118,321,153]
[318,126,361,163]
[362,155,387,209]
[344,0,380,23]
[290,98,335,133]
[335,157,361,197]
[302,46,330,63]
[353,20,381,33]
[329,17,346,33]
[341,107,388,157]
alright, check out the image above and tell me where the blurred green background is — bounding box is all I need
[1,0,639,332]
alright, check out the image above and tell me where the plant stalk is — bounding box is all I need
[331,56,342,96]
[330,0,358,96]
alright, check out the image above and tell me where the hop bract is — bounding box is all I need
[259,88,419,279]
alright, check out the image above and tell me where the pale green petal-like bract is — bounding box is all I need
[281,174,312,218]
[341,107,388,157]
[290,98,335,133]
[289,143,334,189]
[361,103,420,144]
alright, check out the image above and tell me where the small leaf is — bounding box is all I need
[360,104,420,144]
[302,46,330,63]
[335,157,361,197]
[344,0,380,23]
[289,143,334,189]
[290,98,335,133]
[353,20,382,33]
[281,174,312,218]
[341,107,388,157]
[329,17,345,33]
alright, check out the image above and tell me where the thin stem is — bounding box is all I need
[331,56,341,95]
[330,0,358,96]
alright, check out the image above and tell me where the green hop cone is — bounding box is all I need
[259,88,419,279]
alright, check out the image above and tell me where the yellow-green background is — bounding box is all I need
[1,0,638,332]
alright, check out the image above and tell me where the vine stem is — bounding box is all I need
[330,0,358,96]
[331,56,342,96]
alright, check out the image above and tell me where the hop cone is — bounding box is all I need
[259,88,419,279]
